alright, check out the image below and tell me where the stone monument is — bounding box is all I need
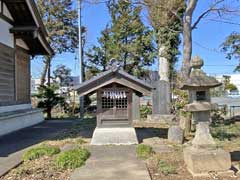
[147,50,174,123]
[181,56,232,176]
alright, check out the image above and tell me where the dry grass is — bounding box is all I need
[144,121,240,180]
[2,118,240,180]
[0,156,72,180]
[146,147,238,180]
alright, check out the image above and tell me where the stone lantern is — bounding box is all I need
[181,56,231,176]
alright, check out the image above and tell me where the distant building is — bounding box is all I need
[31,78,41,95]
[215,74,240,91]
[31,76,80,94]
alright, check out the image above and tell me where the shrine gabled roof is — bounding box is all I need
[74,68,153,96]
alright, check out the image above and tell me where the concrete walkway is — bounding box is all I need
[71,145,151,180]
[0,120,76,176]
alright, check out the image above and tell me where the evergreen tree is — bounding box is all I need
[86,0,156,78]
[85,27,112,78]
[222,32,240,72]
[37,0,78,85]
[53,65,72,86]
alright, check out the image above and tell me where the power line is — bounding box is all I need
[204,64,237,66]
[193,41,223,53]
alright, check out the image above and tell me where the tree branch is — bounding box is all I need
[208,19,240,26]
[192,9,212,29]
[191,0,226,30]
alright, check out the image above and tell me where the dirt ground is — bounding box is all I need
[0,156,72,180]
[1,118,240,180]
[146,148,239,180]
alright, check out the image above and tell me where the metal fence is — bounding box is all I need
[212,97,240,118]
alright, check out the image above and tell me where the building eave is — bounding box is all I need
[3,0,53,56]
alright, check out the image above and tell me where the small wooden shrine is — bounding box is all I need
[74,62,153,145]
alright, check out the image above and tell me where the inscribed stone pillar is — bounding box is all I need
[152,80,171,115]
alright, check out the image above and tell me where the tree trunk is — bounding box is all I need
[47,60,51,86]
[46,107,52,119]
[40,56,51,86]
[158,46,169,82]
[181,0,198,79]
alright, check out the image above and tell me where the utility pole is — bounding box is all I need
[78,0,84,119]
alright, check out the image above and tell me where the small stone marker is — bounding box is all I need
[168,126,184,144]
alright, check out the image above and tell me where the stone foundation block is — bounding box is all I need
[0,108,44,136]
[184,146,231,176]
[91,127,139,145]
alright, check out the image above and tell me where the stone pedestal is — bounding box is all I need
[91,127,139,145]
[184,146,232,176]
[184,122,232,176]
[192,122,216,148]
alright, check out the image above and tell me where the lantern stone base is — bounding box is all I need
[183,146,232,177]
[91,127,139,145]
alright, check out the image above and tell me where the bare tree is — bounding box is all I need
[181,0,239,79]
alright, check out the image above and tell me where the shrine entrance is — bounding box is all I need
[97,84,132,127]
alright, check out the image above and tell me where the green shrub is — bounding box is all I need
[35,84,65,119]
[136,144,154,159]
[55,148,90,170]
[22,145,60,161]
[211,106,227,126]
[172,89,188,112]
[158,160,177,175]
[211,125,237,141]
[140,105,152,118]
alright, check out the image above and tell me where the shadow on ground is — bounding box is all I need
[0,120,77,157]
[136,128,168,143]
[56,117,96,140]
[230,151,240,161]
[0,117,169,157]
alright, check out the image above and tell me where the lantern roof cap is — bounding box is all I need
[180,56,222,90]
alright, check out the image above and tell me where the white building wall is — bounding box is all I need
[0,18,14,48]
[0,2,14,48]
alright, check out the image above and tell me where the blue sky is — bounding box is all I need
[31,0,240,79]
